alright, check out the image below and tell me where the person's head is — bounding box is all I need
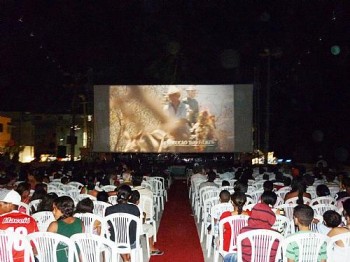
[52,196,75,220]
[75,197,94,214]
[132,173,143,187]
[15,182,31,200]
[283,177,292,187]
[186,86,197,98]
[261,191,277,207]
[231,192,247,214]
[316,184,330,197]
[291,177,307,205]
[207,170,216,182]
[234,181,248,194]
[96,191,109,203]
[293,204,314,228]
[61,176,70,185]
[221,180,230,187]
[323,210,342,228]
[167,87,181,104]
[340,176,350,194]
[129,190,140,205]
[342,198,350,222]
[325,172,336,183]
[36,192,58,212]
[117,185,133,204]
[219,190,231,203]
[263,181,274,192]
[303,174,315,187]
[248,203,276,229]
[0,189,21,215]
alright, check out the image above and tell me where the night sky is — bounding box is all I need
[1,1,350,163]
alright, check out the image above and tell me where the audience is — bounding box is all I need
[199,170,218,189]
[284,177,311,204]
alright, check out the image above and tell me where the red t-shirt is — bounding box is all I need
[0,211,39,262]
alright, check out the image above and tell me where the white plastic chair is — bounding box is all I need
[103,213,143,262]
[275,204,297,221]
[285,196,312,205]
[327,232,350,262]
[93,200,112,217]
[61,184,77,192]
[310,196,336,206]
[275,186,291,200]
[0,230,35,262]
[100,185,117,192]
[237,229,284,262]
[108,195,119,205]
[68,181,84,190]
[272,215,292,236]
[197,187,220,223]
[18,202,30,215]
[32,211,56,232]
[67,189,81,200]
[214,215,249,262]
[71,233,118,262]
[77,194,97,202]
[250,189,264,203]
[27,231,79,262]
[311,203,338,217]
[282,231,329,262]
[74,213,105,236]
[200,196,220,244]
[139,195,157,242]
[28,199,42,214]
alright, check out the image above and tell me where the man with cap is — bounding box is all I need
[163,86,191,141]
[182,85,199,126]
[0,189,39,261]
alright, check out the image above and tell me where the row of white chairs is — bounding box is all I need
[1,212,151,262]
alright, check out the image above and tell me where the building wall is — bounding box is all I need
[0,116,11,149]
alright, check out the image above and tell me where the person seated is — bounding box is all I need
[199,170,218,189]
[223,202,277,262]
[129,190,164,256]
[221,180,230,187]
[285,205,327,262]
[316,184,331,197]
[75,198,101,235]
[284,177,311,204]
[316,210,342,235]
[219,192,250,253]
[326,198,350,261]
[263,181,274,192]
[15,181,31,205]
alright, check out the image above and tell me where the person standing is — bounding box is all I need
[182,86,199,126]
[0,189,39,262]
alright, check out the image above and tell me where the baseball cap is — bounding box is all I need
[0,189,21,206]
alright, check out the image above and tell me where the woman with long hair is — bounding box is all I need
[47,196,84,262]
[219,192,250,252]
[284,176,311,204]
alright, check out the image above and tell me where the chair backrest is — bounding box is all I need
[0,230,35,262]
[310,196,336,206]
[201,188,220,206]
[68,181,84,190]
[100,185,117,192]
[108,195,119,205]
[218,215,249,253]
[327,232,350,262]
[272,215,292,236]
[31,211,55,232]
[93,200,112,217]
[250,189,264,203]
[139,195,154,220]
[18,202,30,215]
[275,187,291,199]
[237,229,284,262]
[67,189,81,199]
[282,231,329,262]
[27,231,79,262]
[285,196,312,205]
[77,194,97,202]
[28,199,42,214]
[275,204,297,221]
[71,233,118,262]
[74,213,105,235]
[61,184,77,192]
[103,213,142,252]
[311,203,338,217]
[245,196,254,205]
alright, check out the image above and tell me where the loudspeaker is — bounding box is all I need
[57,146,67,158]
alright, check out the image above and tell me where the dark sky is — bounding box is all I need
[1,1,350,162]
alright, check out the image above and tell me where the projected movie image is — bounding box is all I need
[109,85,234,153]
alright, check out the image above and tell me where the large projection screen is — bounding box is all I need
[94,85,253,153]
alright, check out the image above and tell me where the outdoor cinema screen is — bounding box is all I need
[93,84,253,153]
